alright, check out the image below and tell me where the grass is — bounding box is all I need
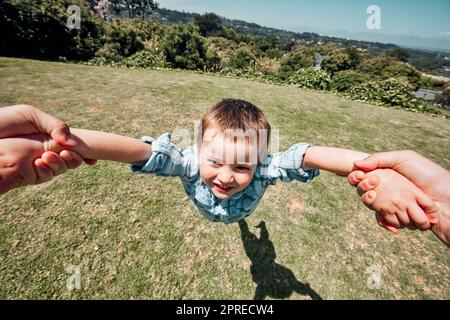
[0,57,449,299]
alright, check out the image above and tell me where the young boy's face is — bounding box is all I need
[199,130,259,200]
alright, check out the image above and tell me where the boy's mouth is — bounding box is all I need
[213,183,235,193]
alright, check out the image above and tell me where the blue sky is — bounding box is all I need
[157,0,450,50]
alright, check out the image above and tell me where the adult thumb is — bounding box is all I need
[32,108,77,148]
[353,152,399,172]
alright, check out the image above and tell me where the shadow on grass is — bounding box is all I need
[238,220,322,300]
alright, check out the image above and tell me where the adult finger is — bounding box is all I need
[415,191,440,225]
[58,150,83,169]
[357,175,379,195]
[348,170,366,186]
[375,212,399,235]
[34,159,55,184]
[407,203,431,231]
[361,190,377,207]
[40,151,68,176]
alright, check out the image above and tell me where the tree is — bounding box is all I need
[330,70,368,92]
[93,0,110,20]
[227,48,256,70]
[322,52,352,75]
[0,0,104,60]
[386,48,410,62]
[161,24,207,70]
[345,46,362,69]
[436,84,450,108]
[278,51,315,79]
[193,12,223,37]
[110,0,158,19]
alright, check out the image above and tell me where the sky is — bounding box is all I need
[157,0,450,51]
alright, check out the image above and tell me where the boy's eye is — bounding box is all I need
[208,159,221,166]
[236,166,250,171]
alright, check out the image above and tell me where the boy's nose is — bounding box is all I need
[217,167,235,184]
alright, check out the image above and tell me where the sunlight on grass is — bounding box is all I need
[0,57,449,299]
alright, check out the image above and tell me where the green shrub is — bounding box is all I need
[288,68,330,90]
[105,19,145,57]
[204,50,222,72]
[0,0,104,60]
[218,67,282,84]
[381,62,423,89]
[123,48,166,69]
[347,78,417,108]
[278,51,315,80]
[193,12,223,37]
[322,52,352,74]
[161,24,207,70]
[89,43,124,65]
[227,47,256,70]
[330,70,368,92]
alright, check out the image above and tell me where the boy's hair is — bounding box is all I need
[199,99,271,146]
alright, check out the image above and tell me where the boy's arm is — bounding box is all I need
[302,146,369,176]
[48,128,152,167]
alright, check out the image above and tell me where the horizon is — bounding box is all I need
[157,0,450,52]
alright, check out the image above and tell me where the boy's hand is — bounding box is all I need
[349,169,439,234]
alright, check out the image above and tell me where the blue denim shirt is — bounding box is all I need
[131,133,319,224]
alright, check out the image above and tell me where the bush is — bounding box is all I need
[287,68,330,90]
[227,47,256,70]
[161,24,207,70]
[381,62,423,89]
[278,51,315,80]
[218,67,282,84]
[347,78,417,108]
[322,52,352,74]
[193,12,223,37]
[436,85,450,109]
[264,48,283,59]
[204,50,222,72]
[0,0,104,60]
[105,19,145,57]
[357,55,395,78]
[330,70,368,92]
[90,42,124,64]
[123,48,166,69]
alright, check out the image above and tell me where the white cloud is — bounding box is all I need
[437,31,450,37]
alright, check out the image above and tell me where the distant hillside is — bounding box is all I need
[148,7,450,77]
[150,8,397,54]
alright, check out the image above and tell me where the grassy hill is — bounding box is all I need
[0,57,449,299]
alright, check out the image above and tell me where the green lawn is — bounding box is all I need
[0,57,449,299]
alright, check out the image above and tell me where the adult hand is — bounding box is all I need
[0,105,96,194]
[349,150,450,247]
[0,104,77,146]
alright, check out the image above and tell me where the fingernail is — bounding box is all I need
[46,153,58,163]
[63,152,73,161]
[65,137,78,147]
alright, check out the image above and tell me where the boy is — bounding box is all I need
[2,99,438,228]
